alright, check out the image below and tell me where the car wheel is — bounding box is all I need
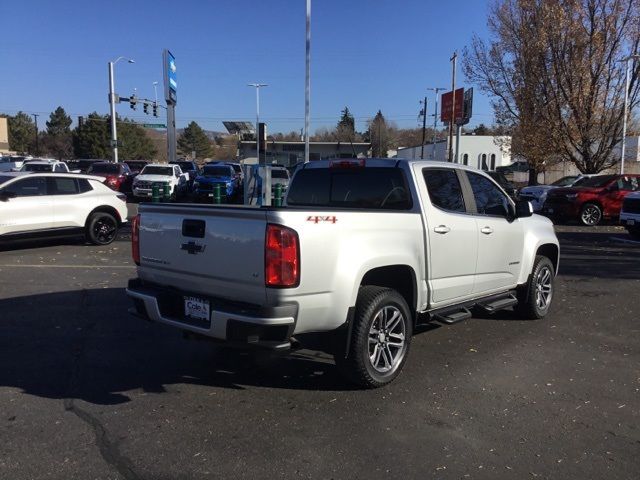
[86,212,118,245]
[515,255,555,319]
[580,203,602,226]
[337,286,412,388]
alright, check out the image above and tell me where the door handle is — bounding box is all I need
[481,226,493,235]
[434,225,450,234]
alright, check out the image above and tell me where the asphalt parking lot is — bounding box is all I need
[1,218,639,480]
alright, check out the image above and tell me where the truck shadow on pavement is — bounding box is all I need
[555,230,640,280]
[0,288,362,405]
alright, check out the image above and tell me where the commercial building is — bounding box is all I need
[396,135,512,170]
[0,117,13,155]
[238,140,370,167]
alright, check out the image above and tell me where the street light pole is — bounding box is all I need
[619,54,639,174]
[153,81,159,105]
[108,56,134,163]
[427,87,446,159]
[304,0,311,164]
[32,113,39,156]
[248,83,268,165]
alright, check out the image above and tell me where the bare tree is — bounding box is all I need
[465,0,640,173]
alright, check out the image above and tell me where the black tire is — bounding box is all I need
[337,286,413,388]
[86,212,118,245]
[515,255,555,319]
[580,202,602,226]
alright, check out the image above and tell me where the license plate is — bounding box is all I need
[628,219,636,226]
[184,296,210,322]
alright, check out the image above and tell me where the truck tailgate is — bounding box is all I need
[137,204,268,305]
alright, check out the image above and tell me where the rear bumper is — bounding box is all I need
[126,278,297,350]
[620,211,640,227]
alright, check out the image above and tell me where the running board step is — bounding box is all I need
[434,308,472,325]
[477,295,518,313]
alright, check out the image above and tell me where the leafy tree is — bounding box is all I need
[178,121,213,159]
[8,111,35,153]
[367,110,392,157]
[464,0,640,173]
[72,112,110,159]
[43,106,73,159]
[118,120,157,160]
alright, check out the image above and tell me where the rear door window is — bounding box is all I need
[422,168,466,213]
[48,177,80,195]
[466,171,511,217]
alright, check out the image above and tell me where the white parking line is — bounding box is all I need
[0,264,136,269]
[609,236,640,245]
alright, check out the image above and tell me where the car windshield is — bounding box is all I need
[22,163,52,172]
[575,175,616,188]
[141,166,173,176]
[551,176,578,187]
[202,166,231,177]
[89,164,119,174]
[272,170,289,179]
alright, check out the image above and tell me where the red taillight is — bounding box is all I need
[329,159,366,169]
[132,214,140,265]
[265,224,299,287]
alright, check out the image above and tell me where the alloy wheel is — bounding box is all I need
[368,306,407,374]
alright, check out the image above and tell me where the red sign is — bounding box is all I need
[441,88,464,123]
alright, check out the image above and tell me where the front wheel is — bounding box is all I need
[337,286,413,388]
[86,212,118,245]
[515,255,555,319]
[580,202,602,226]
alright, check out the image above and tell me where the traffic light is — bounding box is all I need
[143,102,149,115]
[129,95,137,110]
[152,102,158,117]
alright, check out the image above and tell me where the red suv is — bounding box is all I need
[542,174,640,225]
[87,162,134,193]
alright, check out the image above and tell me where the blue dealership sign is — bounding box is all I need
[163,49,177,105]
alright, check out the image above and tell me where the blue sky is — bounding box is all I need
[0,0,494,134]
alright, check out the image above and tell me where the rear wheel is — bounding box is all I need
[86,212,118,245]
[515,255,555,319]
[580,202,602,226]
[337,286,412,388]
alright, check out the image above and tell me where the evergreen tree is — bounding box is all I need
[72,112,110,159]
[43,106,73,159]
[8,111,35,153]
[368,110,391,157]
[336,107,355,141]
[177,121,213,159]
[118,120,157,160]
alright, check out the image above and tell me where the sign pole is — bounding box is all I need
[167,105,177,163]
[448,52,457,163]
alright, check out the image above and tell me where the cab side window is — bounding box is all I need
[466,172,510,217]
[2,177,47,197]
[423,168,466,213]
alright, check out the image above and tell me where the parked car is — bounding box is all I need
[271,165,291,192]
[0,172,128,245]
[0,155,30,172]
[87,161,134,193]
[193,164,239,201]
[519,175,593,212]
[123,160,150,175]
[620,191,640,239]
[542,174,640,225]
[132,163,188,200]
[67,159,106,173]
[486,170,518,200]
[127,159,559,388]
[169,160,199,188]
[20,160,74,173]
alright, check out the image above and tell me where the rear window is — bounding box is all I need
[202,166,232,176]
[88,164,119,174]
[22,163,52,172]
[576,175,616,188]
[171,162,195,171]
[287,167,412,209]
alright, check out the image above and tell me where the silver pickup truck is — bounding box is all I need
[127,159,559,388]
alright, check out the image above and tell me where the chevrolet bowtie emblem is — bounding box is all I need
[181,241,205,254]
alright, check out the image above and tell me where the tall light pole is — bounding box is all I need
[304,0,311,163]
[619,54,639,174]
[108,56,134,163]
[247,83,268,164]
[152,81,159,105]
[32,113,39,156]
[427,87,446,159]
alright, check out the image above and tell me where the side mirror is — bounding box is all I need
[515,199,533,218]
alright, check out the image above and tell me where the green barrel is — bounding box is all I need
[152,184,160,203]
[273,183,283,207]
[213,184,221,204]
[163,184,171,202]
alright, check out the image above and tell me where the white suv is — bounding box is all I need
[0,172,128,245]
[132,163,188,200]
